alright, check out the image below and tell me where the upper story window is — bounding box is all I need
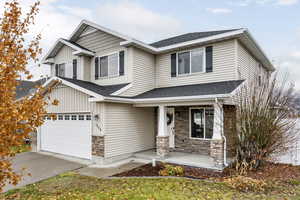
[55,63,65,77]
[95,51,125,80]
[171,46,213,77]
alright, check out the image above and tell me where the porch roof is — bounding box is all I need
[132,80,244,99]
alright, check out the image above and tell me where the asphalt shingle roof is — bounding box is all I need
[59,77,129,97]
[150,29,240,48]
[133,80,244,99]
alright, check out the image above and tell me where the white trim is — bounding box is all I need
[42,38,95,63]
[42,76,104,99]
[189,107,214,140]
[111,83,133,95]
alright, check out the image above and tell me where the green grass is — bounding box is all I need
[10,144,31,154]
[2,172,300,200]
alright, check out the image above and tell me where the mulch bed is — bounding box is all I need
[113,162,231,179]
[113,162,300,181]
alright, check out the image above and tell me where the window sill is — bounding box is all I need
[96,75,121,80]
[174,71,207,78]
[189,137,213,141]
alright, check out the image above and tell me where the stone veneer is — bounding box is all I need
[210,140,224,168]
[156,136,169,157]
[223,105,237,158]
[92,136,104,157]
[173,106,211,155]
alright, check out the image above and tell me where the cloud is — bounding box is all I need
[94,1,182,42]
[277,0,299,5]
[291,51,300,59]
[229,0,298,6]
[206,8,232,14]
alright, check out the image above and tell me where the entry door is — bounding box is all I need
[167,108,175,148]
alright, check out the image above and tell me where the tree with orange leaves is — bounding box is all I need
[0,0,55,191]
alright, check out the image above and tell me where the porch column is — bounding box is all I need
[156,105,169,158]
[213,103,223,140]
[210,103,225,169]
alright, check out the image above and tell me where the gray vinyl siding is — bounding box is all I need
[155,40,237,88]
[237,41,268,82]
[76,30,132,85]
[120,47,155,96]
[46,84,90,113]
[90,102,104,136]
[54,45,76,64]
[104,103,155,158]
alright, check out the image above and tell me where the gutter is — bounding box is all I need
[89,94,231,104]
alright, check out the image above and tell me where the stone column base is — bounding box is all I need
[92,136,104,157]
[156,136,169,158]
[210,140,224,168]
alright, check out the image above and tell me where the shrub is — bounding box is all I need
[224,176,268,192]
[233,73,298,173]
[159,164,184,177]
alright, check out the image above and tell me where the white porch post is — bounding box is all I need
[211,102,225,169]
[213,103,223,140]
[158,105,168,137]
[157,105,169,157]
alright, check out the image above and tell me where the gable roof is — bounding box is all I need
[42,38,95,63]
[43,19,274,71]
[132,80,244,99]
[150,29,241,48]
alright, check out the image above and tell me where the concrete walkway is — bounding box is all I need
[75,161,144,178]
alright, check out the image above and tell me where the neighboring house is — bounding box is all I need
[38,20,274,169]
[16,78,47,99]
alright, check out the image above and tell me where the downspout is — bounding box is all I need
[215,98,228,167]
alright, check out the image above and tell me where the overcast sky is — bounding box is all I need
[1,0,300,88]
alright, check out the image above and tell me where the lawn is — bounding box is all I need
[2,172,300,200]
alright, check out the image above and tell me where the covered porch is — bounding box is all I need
[134,101,237,170]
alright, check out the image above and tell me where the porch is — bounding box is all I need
[134,149,221,170]
[135,102,237,170]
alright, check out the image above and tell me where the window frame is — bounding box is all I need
[189,107,214,140]
[56,63,66,77]
[96,51,121,79]
[175,47,206,77]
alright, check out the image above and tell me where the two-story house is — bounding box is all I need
[38,20,274,169]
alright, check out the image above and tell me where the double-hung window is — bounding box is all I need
[55,63,66,77]
[178,48,205,76]
[95,51,125,79]
[171,46,213,77]
[190,107,214,139]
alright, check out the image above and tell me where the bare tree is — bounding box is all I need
[233,73,298,173]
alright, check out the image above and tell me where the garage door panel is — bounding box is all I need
[40,114,91,159]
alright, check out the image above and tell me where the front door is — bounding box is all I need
[167,108,175,148]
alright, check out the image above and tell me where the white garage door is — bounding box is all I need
[40,113,92,160]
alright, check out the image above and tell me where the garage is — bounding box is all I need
[39,113,92,160]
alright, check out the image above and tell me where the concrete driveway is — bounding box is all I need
[3,152,85,192]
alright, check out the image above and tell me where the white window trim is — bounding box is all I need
[97,51,120,79]
[189,107,214,140]
[176,47,206,77]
